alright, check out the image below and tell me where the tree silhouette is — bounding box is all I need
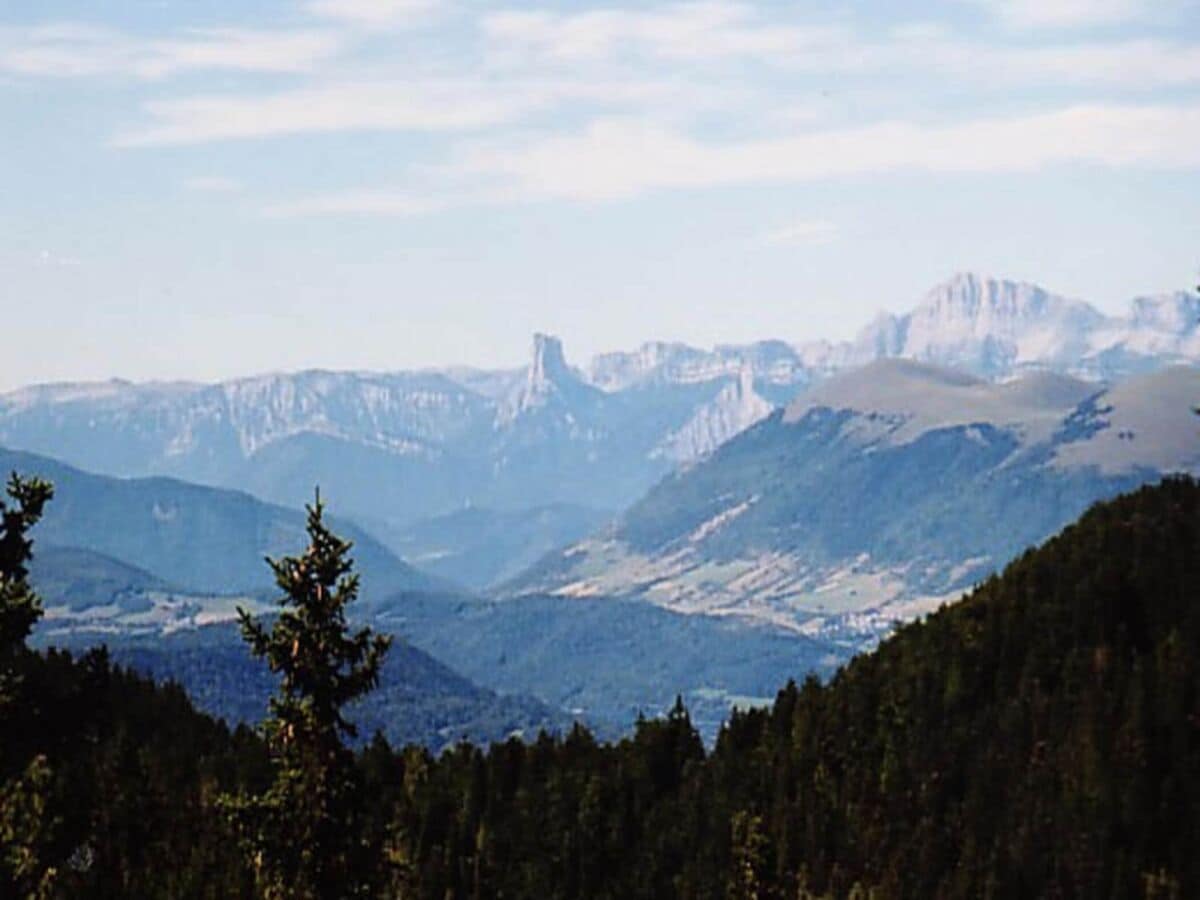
[0,473,56,899]
[222,491,391,900]
[0,473,53,706]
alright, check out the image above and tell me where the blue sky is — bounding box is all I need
[2,0,1198,389]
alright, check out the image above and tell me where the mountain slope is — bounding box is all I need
[340,478,1200,899]
[1,446,444,609]
[377,591,840,740]
[376,503,613,590]
[41,623,569,752]
[31,545,173,611]
[652,366,773,462]
[692,476,1200,896]
[508,362,1200,646]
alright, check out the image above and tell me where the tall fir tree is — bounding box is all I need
[0,472,56,900]
[0,473,54,708]
[221,491,392,900]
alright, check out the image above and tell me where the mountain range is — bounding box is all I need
[7,271,1199,740]
[508,361,1200,649]
[0,446,441,629]
[4,274,1196,550]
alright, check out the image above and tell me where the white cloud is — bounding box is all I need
[258,102,1200,217]
[479,5,1200,90]
[762,220,839,246]
[0,24,136,78]
[444,104,1200,201]
[956,39,1200,88]
[306,0,442,28]
[113,81,534,146]
[972,0,1150,28]
[0,23,344,79]
[112,77,699,146]
[141,28,345,77]
[183,175,243,192]
[483,2,836,62]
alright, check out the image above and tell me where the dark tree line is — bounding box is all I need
[3,475,1199,898]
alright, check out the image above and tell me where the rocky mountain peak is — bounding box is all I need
[496,333,599,426]
[847,274,1109,379]
[530,333,571,390]
[918,273,1077,323]
[1129,292,1200,333]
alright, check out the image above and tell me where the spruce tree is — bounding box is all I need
[222,491,392,900]
[0,473,56,900]
[0,473,54,707]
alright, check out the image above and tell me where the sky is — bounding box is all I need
[2,0,1199,390]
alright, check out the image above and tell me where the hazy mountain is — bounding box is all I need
[374,503,613,590]
[1,274,1196,544]
[1,446,443,610]
[849,273,1106,377]
[587,338,813,394]
[506,362,1200,649]
[652,366,774,463]
[41,623,571,752]
[377,591,840,741]
[846,273,1200,380]
[0,337,748,529]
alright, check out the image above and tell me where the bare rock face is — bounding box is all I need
[654,366,773,463]
[496,333,596,425]
[848,273,1105,378]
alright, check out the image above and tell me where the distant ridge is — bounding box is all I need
[1,273,1196,537]
[0,445,445,614]
[507,362,1200,647]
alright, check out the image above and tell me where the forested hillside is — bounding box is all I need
[385,477,1200,898]
[3,477,1198,897]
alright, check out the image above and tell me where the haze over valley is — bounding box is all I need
[7,271,1198,738]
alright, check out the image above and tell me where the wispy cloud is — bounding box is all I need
[144,28,344,77]
[113,81,532,146]
[112,77,700,146]
[482,2,836,63]
[443,104,1200,201]
[306,0,443,28]
[970,0,1152,28]
[483,6,1200,88]
[257,102,1200,216]
[10,1,1200,225]
[0,23,344,79]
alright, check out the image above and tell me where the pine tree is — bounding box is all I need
[728,810,768,900]
[221,491,392,900]
[0,473,56,900]
[0,473,54,707]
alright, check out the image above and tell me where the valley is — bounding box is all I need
[6,272,1198,746]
